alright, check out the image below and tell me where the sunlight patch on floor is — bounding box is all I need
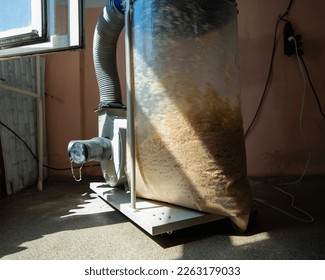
[229,232,271,247]
[60,193,115,218]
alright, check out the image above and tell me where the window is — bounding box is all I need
[0,0,84,59]
[0,0,46,49]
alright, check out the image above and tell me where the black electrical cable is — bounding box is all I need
[0,120,100,171]
[286,0,293,15]
[244,19,280,138]
[244,0,294,138]
[300,56,325,119]
[1,120,41,164]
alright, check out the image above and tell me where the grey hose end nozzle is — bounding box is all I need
[68,137,112,164]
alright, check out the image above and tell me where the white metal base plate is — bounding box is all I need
[90,182,226,236]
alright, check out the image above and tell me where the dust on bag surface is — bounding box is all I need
[129,0,252,232]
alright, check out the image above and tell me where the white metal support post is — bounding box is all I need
[125,0,137,210]
[36,55,44,191]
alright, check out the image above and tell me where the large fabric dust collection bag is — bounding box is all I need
[128,0,252,232]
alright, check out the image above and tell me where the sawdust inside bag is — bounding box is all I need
[128,0,252,232]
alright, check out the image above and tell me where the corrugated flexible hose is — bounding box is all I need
[93,0,125,109]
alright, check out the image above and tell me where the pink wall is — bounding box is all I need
[45,9,103,177]
[238,0,325,175]
[44,1,325,178]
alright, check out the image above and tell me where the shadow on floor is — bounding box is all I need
[0,176,324,259]
[0,178,128,258]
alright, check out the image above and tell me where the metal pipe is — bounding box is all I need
[125,0,136,210]
[68,137,112,164]
[0,83,39,99]
[36,55,44,191]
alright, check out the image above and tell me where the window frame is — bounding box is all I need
[0,0,84,59]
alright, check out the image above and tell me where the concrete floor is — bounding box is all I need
[0,176,324,260]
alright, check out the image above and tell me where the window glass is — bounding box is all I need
[0,2,32,32]
[0,0,45,49]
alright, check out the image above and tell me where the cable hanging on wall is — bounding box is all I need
[244,0,293,138]
[245,0,324,137]
[246,0,317,223]
[300,57,325,119]
[269,36,314,224]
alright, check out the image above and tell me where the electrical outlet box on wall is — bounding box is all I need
[284,21,303,56]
